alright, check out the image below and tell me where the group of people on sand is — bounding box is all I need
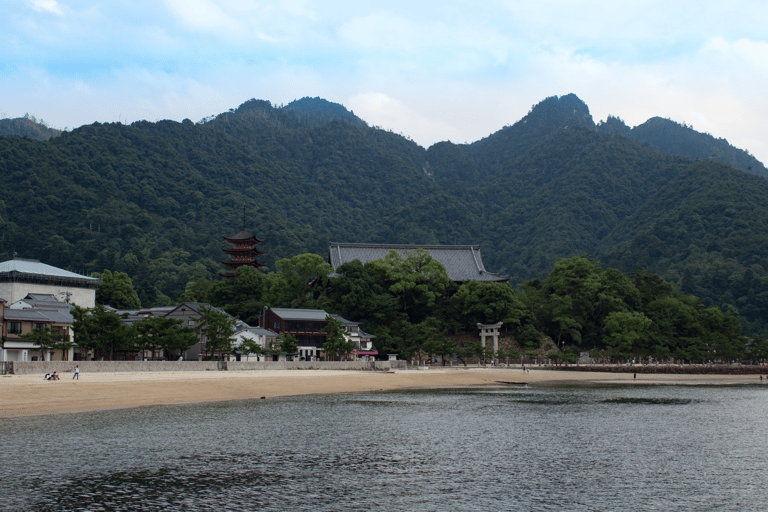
[43,365,79,381]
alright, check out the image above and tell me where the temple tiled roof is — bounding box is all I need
[270,308,328,321]
[328,243,509,283]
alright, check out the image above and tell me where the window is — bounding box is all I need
[274,321,281,330]
[35,323,47,331]
[9,322,22,334]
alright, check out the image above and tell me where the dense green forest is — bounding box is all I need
[93,253,758,364]
[2,93,768,334]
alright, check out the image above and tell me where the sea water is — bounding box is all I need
[1,385,766,511]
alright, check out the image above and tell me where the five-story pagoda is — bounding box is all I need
[221,223,265,278]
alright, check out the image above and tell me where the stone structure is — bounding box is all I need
[5,359,407,374]
[477,322,504,355]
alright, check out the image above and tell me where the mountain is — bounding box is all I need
[2,94,768,334]
[0,115,62,140]
[596,115,767,178]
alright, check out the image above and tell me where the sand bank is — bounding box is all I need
[0,368,763,418]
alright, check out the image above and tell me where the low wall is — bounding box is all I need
[7,360,407,375]
[7,361,222,375]
[228,360,406,371]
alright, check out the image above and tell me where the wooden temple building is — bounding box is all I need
[221,229,265,278]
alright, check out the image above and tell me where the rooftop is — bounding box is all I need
[328,243,509,283]
[270,308,329,321]
[0,259,99,282]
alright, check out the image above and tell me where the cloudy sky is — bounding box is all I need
[3,0,767,162]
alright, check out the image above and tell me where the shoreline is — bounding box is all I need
[1,368,764,419]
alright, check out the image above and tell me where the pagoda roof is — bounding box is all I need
[223,229,264,243]
[221,260,265,269]
[328,243,509,283]
[223,247,264,256]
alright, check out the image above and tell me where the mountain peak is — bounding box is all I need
[283,97,367,128]
[523,94,595,130]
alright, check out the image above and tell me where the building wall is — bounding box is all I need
[0,282,95,308]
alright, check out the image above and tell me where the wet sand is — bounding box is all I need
[0,368,762,418]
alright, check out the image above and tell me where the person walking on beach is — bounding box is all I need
[73,365,79,380]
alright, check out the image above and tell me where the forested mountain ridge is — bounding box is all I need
[2,94,768,334]
[597,115,767,178]
[0,115,62,140]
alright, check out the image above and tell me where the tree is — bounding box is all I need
[277,332,299,358]
[240,339,264,361]
[603,311,652,361]
[207,266,268,326]
[71,304,130,360]
[134,316,197,360]
[266,253,333,309]
[324,259,400,327]
[197,306,236,360]
[418,318,455,365]
[94,269,141,309]
[322,315,355,361]
[372,249,451,323]
[19,325,61,361]
[451,281,526,332]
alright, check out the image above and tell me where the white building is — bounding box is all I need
[0,259,99,308]
[232,325,278,361]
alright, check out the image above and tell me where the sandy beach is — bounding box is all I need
[0,368,762,418]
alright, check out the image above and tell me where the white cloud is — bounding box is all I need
[3,2,767,165]
[163,0,239,33]
[28,0,63,16]
[347,92,461,143]
[160,0,317,43]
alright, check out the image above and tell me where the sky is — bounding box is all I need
[2,0,767,163]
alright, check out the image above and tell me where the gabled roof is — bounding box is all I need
[328,243,509,283]
[163,302,231,319]
[0,259,99,282]
[24,293,61,302]
[8,294,74,323]
[235,326,278,337]
[3,308,54,322]
[329,313,359,326]
[270,308,328,321]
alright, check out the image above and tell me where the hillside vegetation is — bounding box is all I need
[2,95,768,334]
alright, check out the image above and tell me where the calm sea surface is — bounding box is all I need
[1,384,766,511]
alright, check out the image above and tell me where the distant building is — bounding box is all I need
[0,258,100,307]
[221,229,265,278]
[328,314,377,360]
[265,308,328,361]
[1,293,75,362]
[232,325,278,361]
[264,308,377,361]
[163,302,234,361]
[328,243,509,283]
